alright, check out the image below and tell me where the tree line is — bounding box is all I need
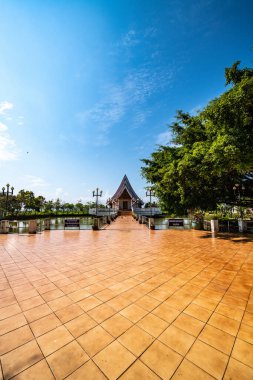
[0,189,103,218]
[141,61,253,215]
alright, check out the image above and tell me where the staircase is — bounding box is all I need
[118,210,132,216]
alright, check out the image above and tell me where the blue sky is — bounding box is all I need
[0,0,252,204]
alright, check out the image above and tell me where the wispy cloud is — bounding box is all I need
[0,136,18,160]
[121,30,140,47]
[156,131,172,145]
[77,66,174,145]
[0,103,19,161]
[0,122,8,131]
[0,101,14,115]
[25,175,49,188]
[17,116,24,126]
[55,187,69,198]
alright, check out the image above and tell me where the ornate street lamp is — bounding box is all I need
[92,188,103,216]
[2,184,14,217]
[233,183,245,219]
[107,198,112,216]
[146,187,155,216]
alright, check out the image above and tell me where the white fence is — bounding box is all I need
[89,208,118,216]
[132,207,162,216]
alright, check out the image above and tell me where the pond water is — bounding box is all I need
[153,218,192,230]
[9,217,95,234]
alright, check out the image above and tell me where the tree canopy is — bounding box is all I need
[0,189,103,219]
[141,61,253,214]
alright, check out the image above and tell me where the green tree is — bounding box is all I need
[141,61,253,213]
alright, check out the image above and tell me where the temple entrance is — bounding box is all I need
[108,174,144,211]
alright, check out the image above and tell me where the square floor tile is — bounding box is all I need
[42,289,64,302]
[159,325,195,356]
[101,313,133,338]
[232,338,253,368]
[118,325,154,356]
[24,304,52,323]
[237,323,253,345]
[37,325,73,356]
[137,313,168,337]
[193,296,218,311]
[78,296,102,311]
[184,303,212,322]
[107,295,132,311]
[10,359,54,380]
[119,360,160,379]
[0,325,33,356]
[48,295,73,311]
[172,358,215,380]
[1,340,43,380]
[68,289,91,302]
[0,313,27,335]
[87,303,116,323]
[65,360,107,380]
[65,313,97,338]
[55,303,84,323]
[199,324,235,355]
[19,295,45,311]
[96,289,118,302]
[242,311,253,327]
[120,304,148,323]
[135,295,160,312]
[224,357,253,380]
[93,341,136,380]
[78,325,114,357]
[47,341,89,380]
[173,313,204,337]
[0,303,22,320]
[215,303,244,322]
[30,313,61,337]
[152,303,180,323]
[208,313,240,336]
[141,340,182,379]
[186,340,229,379]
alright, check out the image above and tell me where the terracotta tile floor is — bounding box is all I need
[0,216,253,379]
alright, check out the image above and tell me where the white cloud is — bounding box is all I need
[156,131,172,145]
[25,175,49,188]
[0,135,18,160]
[77,67,174,146]
[0,116,19,161]
[121,30,140,47]
[0,122,8,131]
[0,101,14,115]
[55,187,69,198]
[0,100,19,160]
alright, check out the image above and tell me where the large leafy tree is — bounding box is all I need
[141,61,253,213]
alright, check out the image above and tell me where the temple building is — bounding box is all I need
[108,175,143,211]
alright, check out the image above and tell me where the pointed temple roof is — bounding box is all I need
[111,175,143,204]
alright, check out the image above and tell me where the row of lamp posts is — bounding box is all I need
[1,184,14,218]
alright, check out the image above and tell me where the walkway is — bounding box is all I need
[0,216,253,379]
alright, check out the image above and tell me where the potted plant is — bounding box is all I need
[191,210,204,230]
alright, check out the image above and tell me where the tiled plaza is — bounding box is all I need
[0,216,253,379]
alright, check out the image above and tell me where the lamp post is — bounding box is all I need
[92,188,102,217]
[233,183,245,219]
[146,188,155,216]
[2,184,14,218]
[107,198,111,216]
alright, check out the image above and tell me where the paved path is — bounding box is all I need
[0,216,253,379]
